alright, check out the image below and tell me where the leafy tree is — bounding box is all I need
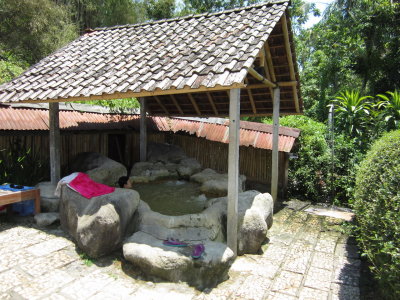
[145,0,176,20]
[0,0,77,64]
[0,46,29,85]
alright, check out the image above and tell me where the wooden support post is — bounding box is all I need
[49,102,60,185]
[271,87,280,202]
[140,97,147,162]
[227,88,240,256]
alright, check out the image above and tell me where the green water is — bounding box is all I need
[133,180,207,216]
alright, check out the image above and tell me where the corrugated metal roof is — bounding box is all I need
[0,105,299,152]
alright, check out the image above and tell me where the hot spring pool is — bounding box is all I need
[133,180,207,216]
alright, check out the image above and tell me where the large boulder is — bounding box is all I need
[69,152,127,186]
[191,168,246,197]
[134,201,225,243]
[206,190,273,255]
[123,231,235,289]
[147,142,187,163]
[59,186,140,258]
[35,181,59,212]
[130,161,177,183]
[177,158,202,179]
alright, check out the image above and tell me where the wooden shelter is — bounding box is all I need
[0,0,302,255]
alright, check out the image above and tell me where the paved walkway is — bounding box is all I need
[0,204,368,300]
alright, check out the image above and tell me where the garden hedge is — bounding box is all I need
[353,130,400,298]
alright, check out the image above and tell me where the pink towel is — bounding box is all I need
[68,173,115,199]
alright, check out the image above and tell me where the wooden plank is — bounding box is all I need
[245,81,297,89]
[281,14,300,113]
[206,92,218,115]
[271,87,280,203]
[154,96,169,115]
[21,83,246,104]
[140,97,147,162]
[248,67,277,88]
[227,88,240,256]
[265,43,276,82]
[170,95,184,114]
[49,102,60,184]
[187,94,201,115]
[246,88,257,114]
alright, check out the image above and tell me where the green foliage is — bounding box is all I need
[332,90,373,143]
[0,47,29,85]
[181,0,261,14]
[0,0,77,64]
[353,130,400,298]
[376,90,400,131]
[145,0,176,20]
[75,97,140,113]
[267,115,360,205]
[0,139,49,186]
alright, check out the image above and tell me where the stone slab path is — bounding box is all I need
[0,204,371,300]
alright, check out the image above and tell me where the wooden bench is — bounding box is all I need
[0,188,41,214]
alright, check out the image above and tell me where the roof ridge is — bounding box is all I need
[93,0,289,31]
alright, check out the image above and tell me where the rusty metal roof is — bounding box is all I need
[0,1,302,117]
[0,104,299,152]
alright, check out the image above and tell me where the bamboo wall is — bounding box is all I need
[0,130,288,191]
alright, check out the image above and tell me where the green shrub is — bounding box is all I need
[268,115,362,205]
[353,130,400,298]
[0,139,49,186]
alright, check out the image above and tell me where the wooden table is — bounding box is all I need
[0,188,41,214]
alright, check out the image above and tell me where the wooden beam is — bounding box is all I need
[245,81,297,90]
[19,83,246,104]
[227,88,240,256]
[248,67,277,88]
[154,96,169,115]
[246,88,257,114]
[206,92,218,115]
[140,97,147,162]
[170,94,184,115]
[271,87,280,203]
[265,42,276,82]
[49,102,60,185]
[281,14,300,113]
[187,93,201,115]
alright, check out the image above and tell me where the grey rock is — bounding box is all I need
[123,231,235,289]
[206,190,273,255]
[147,142,187,163]
[130,161,178,183]
[134,200,225,243]
[191,169,246,197]
[177,158,202,178]
[69,152,127,186]
[35,182,59,212]
[34,212,60,227]
[59,186,140,258]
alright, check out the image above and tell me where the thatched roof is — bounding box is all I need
[0,1,302,117]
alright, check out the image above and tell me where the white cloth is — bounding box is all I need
[54,172,80,197]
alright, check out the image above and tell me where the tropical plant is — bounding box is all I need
[332,90,373,143]
[353,130,400,298]
[376,90,400,131]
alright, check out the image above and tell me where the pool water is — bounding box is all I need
[133,180,207,216]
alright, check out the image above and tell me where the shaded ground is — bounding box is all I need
[0,201,379,299]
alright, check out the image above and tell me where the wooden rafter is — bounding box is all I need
[265,42,276,82]
[246,81,297,90]
[170,94,184,114]
[248,67,277,88]
[281,14,300,113]
[246,88,257,114]
[154,96,169,114]
[206,92,218,115]
[187,94,201,115]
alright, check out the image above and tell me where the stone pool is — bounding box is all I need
[133,180,207,216]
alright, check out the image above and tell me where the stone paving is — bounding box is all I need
[0,203,371,300]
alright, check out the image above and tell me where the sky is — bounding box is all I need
[303,0,335,28]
